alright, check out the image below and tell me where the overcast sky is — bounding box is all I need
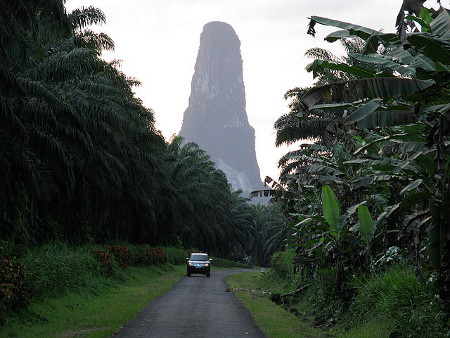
[65,0,445,181]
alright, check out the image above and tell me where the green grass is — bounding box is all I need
[227,267,448,338]
[347,264,445,337]
[1,242,259,337]
[332,317,395,338]
[227,270,393,338]
[227,270,329,338]
[1,265,185,337]
[7,243,435,337]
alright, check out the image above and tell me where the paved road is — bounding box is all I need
[113,269,266,338]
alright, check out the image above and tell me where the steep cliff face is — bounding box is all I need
[179,21,262,192]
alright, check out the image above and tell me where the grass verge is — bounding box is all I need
[1,265,185,337]
[227,270,328,338]
[227,270,413,338]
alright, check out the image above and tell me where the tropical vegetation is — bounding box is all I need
[0,242,248,336]
[2,0,449,335]
[266,0,449,335]
[0,0,284,256]
[0,0,289,324]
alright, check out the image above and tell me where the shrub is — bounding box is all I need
[164,247,187,265]
[22,243,103,297]
[352,263,445,337]
[271,249,295,279]
[0,258,34,324]
[0,241,27,259]
[371,246,408,271]
[105,245,131,269]
[127,245,148,266]
[144,248,168,265]
[91,249,115,277]
[211,257,248,268]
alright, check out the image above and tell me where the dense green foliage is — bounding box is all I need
[4,0,448,335]
[0,0,287,264]
[269,1,449,335]
[0,242,251,324]
[271,249,296,279]
[0,3,289,328]
[1,264,187,337]
[352,264,443,337]
[264,250,444,337]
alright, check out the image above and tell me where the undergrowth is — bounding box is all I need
[23,244,109,297]
[0,243,186,323]
[351,264,445,337]
[0,242,249,327]
[262,250,448,337]
[210,256,250,268]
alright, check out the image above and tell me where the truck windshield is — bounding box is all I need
[190,254,209,261]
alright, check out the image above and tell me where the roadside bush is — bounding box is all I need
[127,245,148,266]
[23,243,102,297]
[144,247,167,265]
[211,257,248,268]
[0,258,34,324]
[352,263,445,337]
[0,241,28,259]
[105,245,131,269]
[92,249,115,277]
[271,249,295,279]
[164,247,187,265]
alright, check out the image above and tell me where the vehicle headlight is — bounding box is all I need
[205,263,209,267]
[189,262,193,266]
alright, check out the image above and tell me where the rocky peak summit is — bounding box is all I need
[179,21,262,193]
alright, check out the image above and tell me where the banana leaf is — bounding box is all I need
[430,8,450,39]
[353,176,374,188]
[306,59,378,79]
[308,16,398,44]
[420,103,450,113]
[407,33,450,65]
[401,213,432,237]
[408,52,437,71]
[322,185,341,239]
[317,176,344,184]
[375,203,400,229]
[400,179,423,194]
[310,101,363,111]
[305,164,344,177]
[405,14,431,32]
[344,99,382,125]
[358,205,374,248]
[390,48,416,66]
[349,53,415,77]
[301,78,435,108]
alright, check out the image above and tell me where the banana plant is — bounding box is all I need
[301,3,449,306]
[291,185,374,291]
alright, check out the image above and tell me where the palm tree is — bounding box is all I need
[0,0,259,261]
[0,0,75,243]
[274,38,376,154]
[0,0,166,244]
[248,203,287,266]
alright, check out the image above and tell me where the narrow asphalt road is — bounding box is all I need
[113,269,266,338]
